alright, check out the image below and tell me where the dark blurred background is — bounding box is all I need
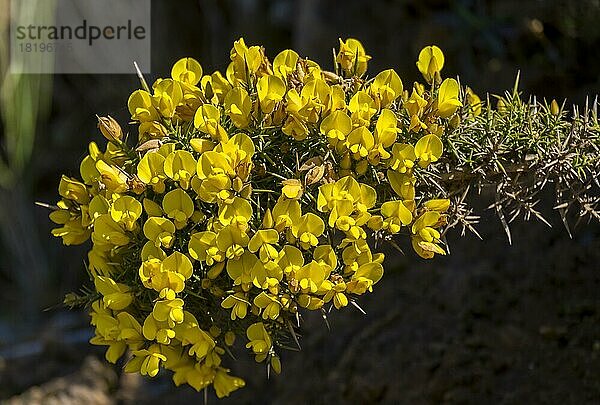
[0,0,599,403]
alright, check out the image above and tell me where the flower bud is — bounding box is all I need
[550,99,560,116]
[497,98,507,114]
[97,115,123,142]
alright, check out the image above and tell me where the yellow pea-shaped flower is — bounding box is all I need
[320,110,352,144]
[58,175,89,204]
[162,189,195,228]
[110,196,142,231]
[128,89,159,122]
[273,49,299,78]
[370,69,403,107]
[143,216,176,248]
[437,78,462,118]
[171,57,203,86]
[381,200,413,234]
[137,152,167,193]
[194,104,228,141]
[257,75,286,114]
[336,38,371,76]
[416,45,445,83]
[164,150,196,189]
[152,78,183,118]
[374,109,399,148]
[224,87,252,128]
[415,134,444,167]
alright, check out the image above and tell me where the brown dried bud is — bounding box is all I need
[97,115,123,142]
[136,139,162,153]
[299,156,323,171]
[127,175,147,194]
[305,164,325,186]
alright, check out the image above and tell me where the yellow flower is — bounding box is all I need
[337,38,371,76]
[190,138,215,154]
[348,91,377,126]
[404,87,427,118]
[202,71,232,105]
[153,288,185,326]
[281,179,303,199]
[138,121,168,142]
[137,151,167,193]
[217,197,252,227]
[371,109,399,163]
[416,45,445,83]
[317,176,376,228]
[437,78,462,118]
[389,143,416,173]
[273,49,299,78]
[164,150,197,189]
[387,170,416,200]
[92,214,130,247]
[94,275,133,310]
[466,86,482,116]
[411,211,446,258]
[224,87,252,128]
[320,110,352,147]
[152,78,183,118]
[370,69,403,107]
[216,224,250,260]
[245,322,272,356]
[229,38,265,80]
[189,231,225,265]
[424,198,450,212]
[282,113,309,140]
[251,259,283,290]
[171,57,203,86]
[414,134,443,167]
[110,196,142,231]
[140,251,193,293]
[128,90,159,122]
[346,261,384,295]
[275,245,304,276]
[375,109,399,148]
[116,312,144,348]
[323,278,348,309]
[346,126,375,159]
[295,261,331,294]
[381,200,413,233]
[96,160,129,193]
[221,292,250,320]
[291,213,325,250]
[50,213,92,246]
[90,333,126,364]
[253,292,281,320]
[143,216,176,248]
[213,368,245,398]
[226,251,258,285]
[58,175,89,204]
[125,344,167,377]
[257,75,286,114]
[193,151,235,203]
[248,229,280,263]
[272,197,301,231]
[162,189,195,229]
[299,78,331,122]
[142,314,176,345]
[194,104,228,141]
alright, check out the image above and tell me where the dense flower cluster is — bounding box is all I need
[49,38,465,397]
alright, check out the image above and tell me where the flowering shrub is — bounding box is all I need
[47,38,599,398]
